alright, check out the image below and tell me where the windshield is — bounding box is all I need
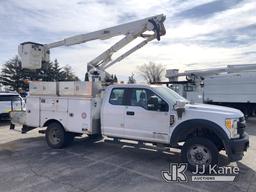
[0,95,22,102]
[153,86,188,105]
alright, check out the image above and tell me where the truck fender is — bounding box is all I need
[170,119,230,153]
[43,119,64,129]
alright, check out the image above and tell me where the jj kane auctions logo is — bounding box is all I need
[162,163,239,182]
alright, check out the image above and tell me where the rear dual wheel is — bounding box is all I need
[46,122,74,149]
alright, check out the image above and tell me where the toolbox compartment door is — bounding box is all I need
[66,99,92,134]
[25,97,40,127]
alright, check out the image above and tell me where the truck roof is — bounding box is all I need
[107,83,162,89]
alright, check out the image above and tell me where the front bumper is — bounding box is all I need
[228,132,249,161]
[0,113,10,120]
[226,117,249,162]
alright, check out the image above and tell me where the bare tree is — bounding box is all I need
[137,62,165,83]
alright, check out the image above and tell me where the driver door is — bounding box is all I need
[124,88,170,144]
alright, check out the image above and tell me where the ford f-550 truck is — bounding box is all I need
[10,82,249,170]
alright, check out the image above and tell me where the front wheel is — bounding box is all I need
[181,137,219,171]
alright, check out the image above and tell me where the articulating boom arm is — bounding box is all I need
[18,14,166,80]
[166,64,256,82]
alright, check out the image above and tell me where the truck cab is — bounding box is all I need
[101,84,182,143]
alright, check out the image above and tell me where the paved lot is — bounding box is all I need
[0,119,256,192]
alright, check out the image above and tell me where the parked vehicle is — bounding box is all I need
[0,92,24,120]
[165,64,256,117]
[10,82,249,170]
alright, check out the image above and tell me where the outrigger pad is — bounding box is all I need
[10,123,15,130]
[21,125,36,134]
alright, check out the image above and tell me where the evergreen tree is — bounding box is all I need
[51,59,63,81]
[128,73,136,84]
[84,72,89,81]
[61,65,79,81]
[113,75,118,83]
[0,56,79,91]
[0,56,23,91]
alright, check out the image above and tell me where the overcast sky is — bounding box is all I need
[0,0,256,81]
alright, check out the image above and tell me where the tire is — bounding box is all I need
[46,122,67,149]
[181,137,219,172]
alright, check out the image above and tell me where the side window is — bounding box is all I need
[109,88,125,105]
[130,89,147,109]
[146,89,169,112]
[130,89,169,112]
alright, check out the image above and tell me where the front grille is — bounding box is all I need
[237,117,246,137]
[239,116,245,122]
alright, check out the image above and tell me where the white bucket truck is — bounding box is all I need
[10,14,249,170]
[166,64,256,117]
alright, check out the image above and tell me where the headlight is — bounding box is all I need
[225,118,239,138]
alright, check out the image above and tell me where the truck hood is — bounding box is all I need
[185,103,244,117]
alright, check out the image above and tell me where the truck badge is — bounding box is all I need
[170,115,175,126]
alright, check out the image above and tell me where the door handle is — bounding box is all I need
[126,111,135,116]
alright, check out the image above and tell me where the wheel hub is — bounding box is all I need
[195,153,203,161]
[187,144,212,166]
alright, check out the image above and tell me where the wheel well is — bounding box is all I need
[43,119,63,128]
[170,119,228,151]
[43,120,81,137]
[183,127,224,150]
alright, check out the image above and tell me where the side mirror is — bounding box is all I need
[147,97,158,111]
[147,103,155,109]
[174,100,186,118]
[159,100,168,112]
